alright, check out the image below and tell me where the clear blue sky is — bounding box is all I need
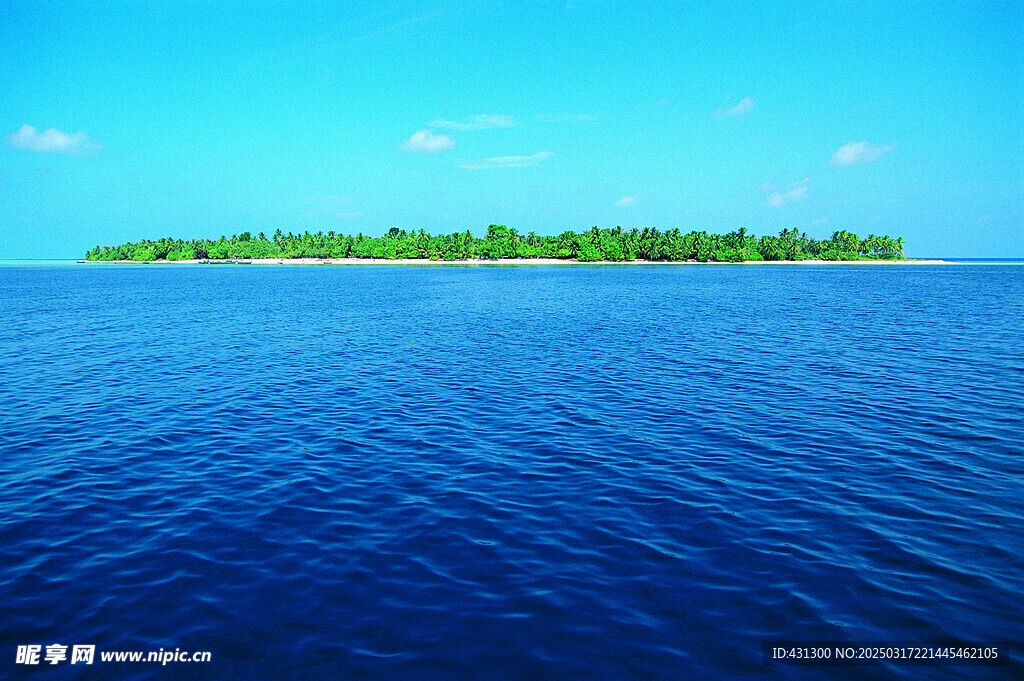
[2,0,1021,258]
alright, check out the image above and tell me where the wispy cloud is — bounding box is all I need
[401,129,455,153]
[345,6,450,46]
[615,195,638,207]
[428,114,516,131]
[713,96,757,118]
[830,141,896,166]
[7,124,102,155]
[763,178,810,207]
[459,150,553,170]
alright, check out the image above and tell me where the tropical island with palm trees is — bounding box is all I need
[85,225,911,263]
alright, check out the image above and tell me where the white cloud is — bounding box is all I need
[7,124,102,155]
[459,150,553,170]
[765,188,807,207]
[427,114,516,131]
[615,195,638,207]
[763,178,810,207]
[713,96,757,118]
[401,129,455,152]
[830,141,895,166]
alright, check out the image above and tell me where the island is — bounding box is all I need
[85,225,907,263]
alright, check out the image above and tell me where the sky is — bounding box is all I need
[1,0,1022,258]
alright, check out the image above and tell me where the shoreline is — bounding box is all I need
[79,257,954,266]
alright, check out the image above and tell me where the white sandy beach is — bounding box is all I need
[85,257,953,266]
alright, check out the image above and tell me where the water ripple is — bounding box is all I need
[1,263,1021,679]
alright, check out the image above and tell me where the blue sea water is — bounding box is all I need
[1,262,1021,680]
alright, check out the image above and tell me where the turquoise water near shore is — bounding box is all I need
[1,262,1021,679]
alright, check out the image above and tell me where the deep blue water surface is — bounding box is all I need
[1,262,1022,680]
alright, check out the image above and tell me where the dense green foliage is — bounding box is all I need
[85,226,905,262]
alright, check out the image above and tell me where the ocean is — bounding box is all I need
[1,261,1021,680]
